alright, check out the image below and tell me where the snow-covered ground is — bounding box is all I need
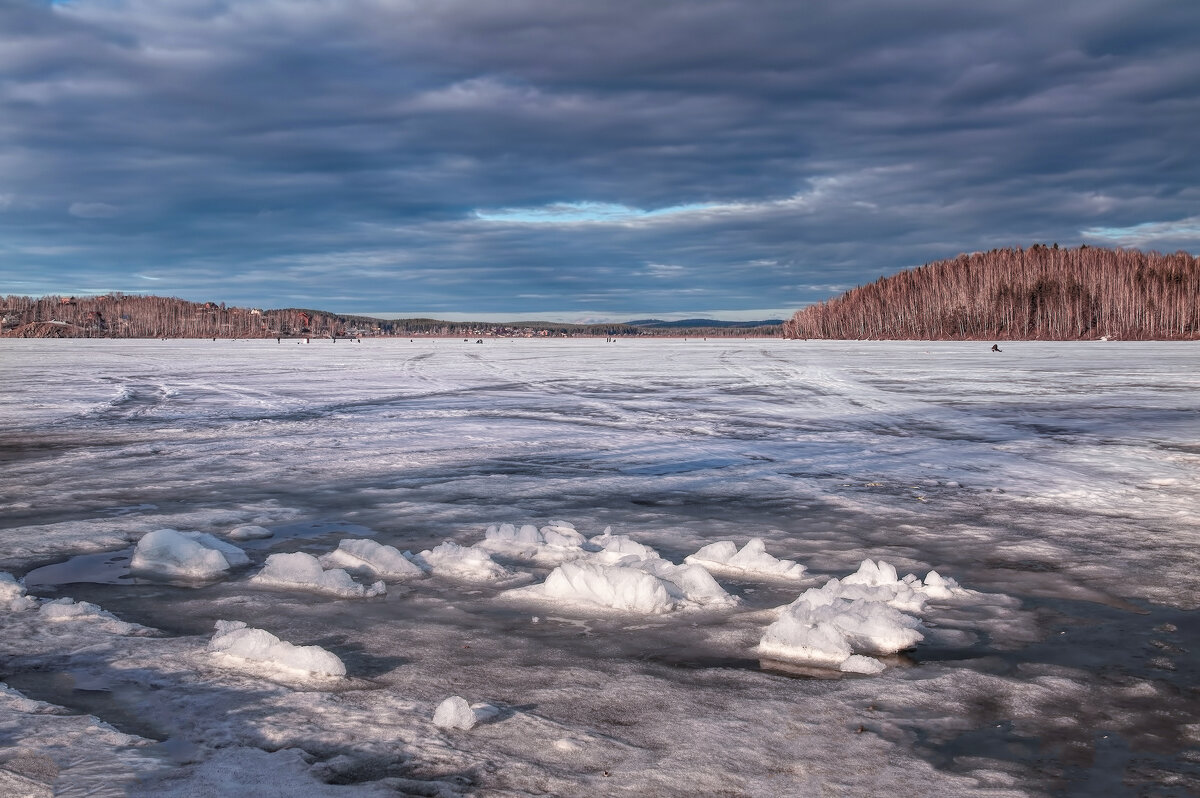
[1,338,1197,796]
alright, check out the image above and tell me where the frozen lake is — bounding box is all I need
[1,338,1198,796]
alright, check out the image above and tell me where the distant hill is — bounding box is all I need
[0,295,781,338]
[625,318,784,329]
[784,245,1200,340]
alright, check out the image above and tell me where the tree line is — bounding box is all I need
[0,294,782,338]
[0,295,346,338]
[783,245,1200,340]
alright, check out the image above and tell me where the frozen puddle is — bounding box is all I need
[2,339,1199,796]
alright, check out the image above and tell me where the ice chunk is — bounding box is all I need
[540,520,586,548]
[477,520,590,562]
[0,571,36,612]
[839,655,886,674]
[431,695,496,731]
[226,524,274,541]
[816,571,928,614]
[588,530,660,563]
[181,531,250,568]
[622,557,739,608]
[843,558,899,587]
[759,613,852,665]
[920,570,966,601]
[758,585,923,668]
[130,528,245,580]
[839,559,973,607]
[413,541,516,582]
[524,560,678,614]
[38,598,137,634]
[685,538,807,580]
[319,538,425,580]
[250,552,385,598]
[208,620,346,677]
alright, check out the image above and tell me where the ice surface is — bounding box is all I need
[250,552,386,598]
[129,528,246,580]
[413,540,518,582]
[319,538,425,580]
[207,620,346,677]
[685,538,807,580]
[3,339,1198,796]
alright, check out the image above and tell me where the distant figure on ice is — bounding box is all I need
[991,344,1002,352]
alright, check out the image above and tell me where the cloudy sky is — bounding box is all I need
[1,0,1197,320]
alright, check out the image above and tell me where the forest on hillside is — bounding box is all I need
[0,294,780,338]
[0,295,348,338]
[783,246,1200,340]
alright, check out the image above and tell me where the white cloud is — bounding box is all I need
[1081,216,1200,246]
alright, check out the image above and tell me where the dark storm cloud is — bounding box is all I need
[1,0,1197,317]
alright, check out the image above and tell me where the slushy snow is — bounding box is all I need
[208,620,347,677]
[130,528,248,580]
[250,552,386,598]
[685,538,807,580]
[319,538,425,580]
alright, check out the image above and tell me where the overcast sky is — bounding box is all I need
[1,0,1197,320]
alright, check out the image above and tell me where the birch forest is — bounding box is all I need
[783,246,1200,340]
[0,295,347,338]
